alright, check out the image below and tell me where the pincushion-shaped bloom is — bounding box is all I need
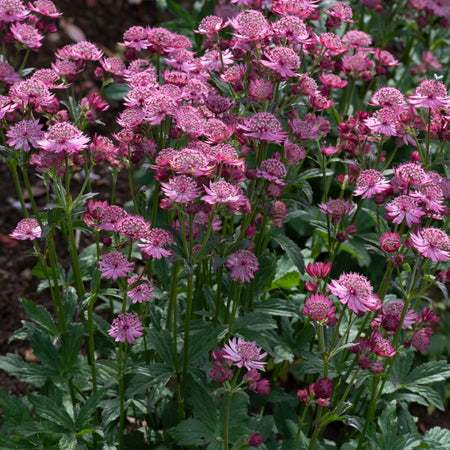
[342,30,372,48]
[261,46,300,79]
[56,41,103,61]
[223,337,267,371]
[169,148,214,176]
[0,0,29,22]
[354,169,390,199]
[196,15,226,38]
[393,163,429,190]
[385,195,425,227]
[313,378,333,399]
[410,327,433,352]
[319,198,354,216]
[328,272,380,314]
[370,332,396,357]
[364,108,399,136]
[305,261,332,279]
[379,232,402,253]
[10,218,41,240]
[175,106,205,138]
[9,79,55,109]
[228,9,271,41]
[99,251,134,280]
[119,26,149,51]
[272,15,309,44]
[202,180,244,205]
[161,175,202,203]
[289,114,330,141]
[0,61,20,84]
[272,0,320,19]
[240,112,288,143]
[318,73,348,89]
[408,79,450,110]
[325,2,355,22]
[410,182,445,214]
[381,301,417,329]
[143,93,178,125]
[6,119,43,152]
[28,0,62,17]
[138,228,174,259]
[226,249,259,283]
[303,294,336,321]
[409,227,450,262]
[0,95,15,119]
[369,87,405,109]
[38,122,90,154]
[127,275,155,304]
[108,313,144,344]
[117,215,151,240]
[256,158,287,185]
[10,22,43,51]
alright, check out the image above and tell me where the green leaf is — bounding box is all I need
[58,434,77,450]
[19,298,58,337]
[174,418,216,446]
[67,243,98,282]
[28,326,60,371]
[186,377,218,432]
[60,323,84,372]
[103,83,130,100]
[423,427,450,450]
[0,388,32,432]
[254,251,277,297]
[187,326,222,365]
[75,390,107,430]
[0,354,49,386]
[404,360,450,386]
[254,299,300,318]
[61,287,77,324]
[271,233,305,274]
[147,329,176,370]
[28,394,75,431]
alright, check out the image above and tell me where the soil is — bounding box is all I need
[0,0,449,437]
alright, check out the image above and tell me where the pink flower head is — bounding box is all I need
[138,228,174,259]
[342,30,372,48]
[228,9,271,42]
[411,327,433,352]
[364,108,399,136]
[117,214,151,240]
[409,227,450,262]
[408,79,450,110]
[10,22,43,51]
[248,433,264,448]
[196,15,226,38]
[303,294,336,321]
[10,218,41,240]
[325,2,356,22]
[108,313,144,344]
[385,195,425,227]
[289,114,330,141]
[328,272,381,314]
[28,0,62,17]
[6,119,43,152]
[202,180,244,205]
[256,158,287,185]
[222,337,267,371]
[272,15,309,44]
[226,249,259,283]
[370,87,405,109]
[119,26,149,51]
[38,122,90,154]
[98,251,134,280]
[272,0,320,19]
[169,148,214,176]
[354,169,390,199]
[305,261,332,279]
[393,163,430,190]
[0,61,20,84]
[9,79,55,110]
[0,0,29,22]
[319,198,354,216]
[318,73,348,89]
[127,275,155,304]
[240,112,288,143]
[175,106,205,138]
[370,332,396,357]
[381,301,417,329]
[379,232,402,253]
[56,41,103,61]
[261,46,300,79]
[410,182,445,214]
[161,175,202,203]
[313,378,333,399]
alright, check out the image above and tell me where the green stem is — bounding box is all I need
[294,404,309,450]
[223,390,234,449]
[181,274,194,400]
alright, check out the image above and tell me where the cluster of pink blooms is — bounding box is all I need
[297,377,333,407]
[210,337,270,395]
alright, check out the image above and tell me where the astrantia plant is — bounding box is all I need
[0,0,449,448]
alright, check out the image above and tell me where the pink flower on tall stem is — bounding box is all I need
[408,79,450,110]
[409,227,450,262]
[354,169,390,199]
[10,218,42,240]
[127,275,155,304]
[138,228,174,259]
[328,272,380,314]
[98,252,134,280]
[160,175,202,203]
[303,294,336,321]
[225,249,259,283]
[385,195,425,227]
[223,337,267,371]
[6,119,43,152]
[38,122,90,154]
[108,313,144,344]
